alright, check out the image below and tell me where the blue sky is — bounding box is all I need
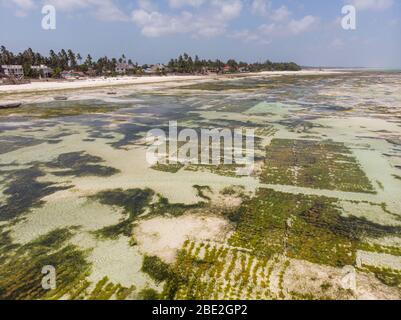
[1,0,400,67]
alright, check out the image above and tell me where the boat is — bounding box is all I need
[107,91,117,95]
[54,96,68,101]
[0,102,22,109]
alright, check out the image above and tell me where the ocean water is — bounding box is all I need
[0,71,401,300]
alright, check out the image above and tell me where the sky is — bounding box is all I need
[0,0,400,67]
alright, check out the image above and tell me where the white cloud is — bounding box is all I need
[44,0,128,21]
[131,0,243,37]
[12,0,35,10]
[138,0,157,11]
[259,16,318,36]
[168,0,205,8]
[287,15,318,35]
[330,38,345,48]
[271,6,291,22]
[347,0,394,11]
[251,0,270,16]
[250,0,291,22]
[8,0,35,16]
[5,0,128,21]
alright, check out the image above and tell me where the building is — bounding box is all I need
[31,65,53,78]
[144,64,166,75]
[115,63,135,74]
[1,65,24,78]
[61,71,85,80]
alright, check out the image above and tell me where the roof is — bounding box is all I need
[1,65,23,69]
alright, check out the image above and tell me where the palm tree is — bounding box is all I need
[76,53,82,66]
[67,50,77,68]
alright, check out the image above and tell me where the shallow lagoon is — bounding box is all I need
[1,71,401,300]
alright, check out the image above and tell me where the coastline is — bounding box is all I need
[0,69,342,97]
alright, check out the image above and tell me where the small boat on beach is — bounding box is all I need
[0,102,22,109]
[54,96,68,101]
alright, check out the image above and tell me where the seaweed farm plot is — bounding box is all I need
[153,239,400,300]
[261,139,375,193]
[0,71,401,300]
[228,189,401,267]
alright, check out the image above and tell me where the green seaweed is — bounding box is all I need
[228,188,401,267]
[142,256,172,284]
[0,228,91,300]
[261,139,375,193]
[0,167,72,221]
[47,152,120,177]
[193,185,212,201]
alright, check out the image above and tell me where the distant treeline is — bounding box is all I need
[0,46,301,77]
[167,53,301,73]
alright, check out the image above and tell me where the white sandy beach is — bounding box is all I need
[0,69,342,96]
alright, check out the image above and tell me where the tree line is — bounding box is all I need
[0,46,301,78]
[167,53,301,73]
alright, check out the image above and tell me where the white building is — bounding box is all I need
[115,63,135,74]
[144,64,167,75]
[31,65,53,78]
[1,65,24,78]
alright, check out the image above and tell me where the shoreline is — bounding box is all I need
[0,70,343,97]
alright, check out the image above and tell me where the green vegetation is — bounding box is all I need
[0,47,300,79]
[186,163,245,177]
[0,228,91,300]
[160,241,279,300]
[149,195,206,217]
[358,242,401,257]
[47,151,120,177]
[228,188,401,267]
[168,53,301,74]
[220,185,246,197]
[0,135,44,155]
[88,277,135,300]
[0,166,71,221]
[138,288,160,300]
[193,185,212,201]
[360,265,401,287]
[151,163,184,173]
[142,256,172,284]
[91,188,205,239]
[261,139,375,193]
[0,227,137,300]
[0,101,127,119]
[91,188,154,239]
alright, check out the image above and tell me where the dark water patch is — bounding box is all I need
[47,152,120,177]
[47,139,62,144]
[108,123,151,149]
[0,166,72,221]
[91,188,154,218]
[229,188,401,267]
[91,188,205,239]
[0,100,131,120]
[149,195,205,217]
[0,136,45,155]
[0,227,91,300]
[90,188,154,239]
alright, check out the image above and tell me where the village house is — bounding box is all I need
[1,65,24,78]
[31,65,53,78]
[115,63,135,74]
[61,71,86,80]
[144,64,167,75]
